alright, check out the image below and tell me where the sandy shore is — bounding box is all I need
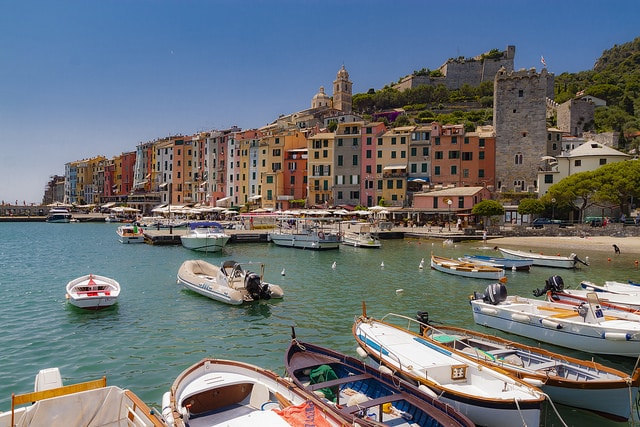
[488,235,639,254]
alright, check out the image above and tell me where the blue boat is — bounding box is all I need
[459,254,533,271]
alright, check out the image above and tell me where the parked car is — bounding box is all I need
[532,218,563,228]
[584,216,604,227]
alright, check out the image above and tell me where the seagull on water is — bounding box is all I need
[332,261,337,269]
[419,258,425,269]
[281,268,286,276]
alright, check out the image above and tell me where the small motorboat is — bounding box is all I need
[116,224,145,244]
[65,274,120,310]
[353,305,545,427]
[285,330,475,427]
[45,208,72,223]
[582,280,640,295]
[268,217,341,250]
[536,276,640,312]
[180,221,231,252]
[497,247,587,269]
[471,280,640,357]
[414,311,640,421]
[3,367,164,427]
[176,259,284,305]
[459,254,532,271]
[431,254,506,280]
[162,358,349,427]
[340,225,381,248]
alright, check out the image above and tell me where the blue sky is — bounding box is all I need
[1,0,638,204]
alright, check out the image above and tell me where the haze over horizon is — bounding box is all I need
[1,0,638,204]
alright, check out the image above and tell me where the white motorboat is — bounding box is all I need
[268,217,340,250]
[180,221,230,252]
[353,308,545,427]
[65,274,120,310]
[497,247,587,269]
[2,367,164,427]
[415,312,640,422]
[162,358,349,427]
[116,224,145,243]
[431,254,506,280]
[340,225,381,248]
[176,259,283,305]
[471,281,640,357]
[583,280,640,295]
[45,208,72,223]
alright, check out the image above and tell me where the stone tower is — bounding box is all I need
[493,67,554,192]
[333,65,352,113]
[311,86,331,109]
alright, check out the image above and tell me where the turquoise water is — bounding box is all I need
[1,222,639,426]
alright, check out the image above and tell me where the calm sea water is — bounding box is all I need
[1,222,639,426]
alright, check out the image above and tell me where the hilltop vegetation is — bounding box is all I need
[353,37,640,150]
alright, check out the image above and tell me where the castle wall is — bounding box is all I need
[557,98,595,137]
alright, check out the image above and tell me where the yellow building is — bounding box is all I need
[307,131,335,207]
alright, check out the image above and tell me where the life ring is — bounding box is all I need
[318,232,325,240]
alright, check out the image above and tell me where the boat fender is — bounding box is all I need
[540,318,563,329]
[511,313,531,322]
[602,332,631,341]
[418,384,439,399]
[378,365,393,376]
[480,307,498,315]
[161,392,176,427]
[356,347,368,359]
[522,377,544,387]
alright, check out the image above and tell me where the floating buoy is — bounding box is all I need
[281,268,285,276]
[635,260,639,267]
[608,257,611,262]
[331,261,336,269]
[380,261,385,268]
[395,289,403,294]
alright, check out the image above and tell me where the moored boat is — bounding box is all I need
[176,259,283,305]
[268,217,340,250]
[180,221,230,252]
[471,281,640,357]
[116,224,145,243]
[459,254,532,271]
[285,331,475,427]
[582,280,640,295]
[162,358,349,427]
[340,225,381,248]
[414,311,640,421]
[1,367,164,427]
[45,208,72,223]
[497,247,587,269]
[65,274,120,310]
[431,254,506,280]
[353,306,546,427]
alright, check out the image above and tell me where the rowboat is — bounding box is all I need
[65,274,120,310]
[414,312,640,421]
[2,367,164,427]
[176,259,284,305]
[353,306,545,427]
[497,247,587,269]
[431,254,506,280]
[582,280,640,295]
[459,254,532,271]
[162,358,349,427]
[285,331,475,427]
[471,282,640,357]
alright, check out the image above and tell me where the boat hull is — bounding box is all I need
[498,247,577,269]
[426,324,639,421]
[460,255,532,271]
[268,233,340,250]
[341,232,381,248]
[65,274,120,310]
[431,255,505,280]
[180,235,230,252]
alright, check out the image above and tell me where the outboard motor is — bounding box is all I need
[533,275,564,297]
[473,282,507,305]
[416,311,430,334]
[245,273,271,300]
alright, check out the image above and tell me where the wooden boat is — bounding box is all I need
[180,221,230,252]
[414,312,640,421]
[459,254,532,271]
[431,254,506,280]
[1,367,164,427]
[162,358,349,427]
[176,259,283,305]
[65,274,120,310]
[353,306,545,427]
[582,280,640,295]
[471,282,640,357]
[497,247,587,269]
[268,217,340,250]
[116,224,145,243]
[285,331,475,427]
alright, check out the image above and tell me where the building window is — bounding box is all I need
[575,159,582,167]
[337,139,343,146]
[410,164,417,173]
[515,154,523,164]
[599,159,607,165]
[337,155,343,166]
[411,147,417,156]
[448,151,460,159]
[434,166,440,175]
[421,163,428,173]
[366,137,372,145]
[377,165,382,173]
[391,137,397,145]
[435,151,443,160]
[451,165,457,175]
[479,151,485,160]
[518,89,524,97]
[544,174,553,184]
[366,150,372,159]
[352,155,358,166]
[478,169,485,178]
[479,138,485,147]
[391,151,397,159]
[266,176,273,184]
[434,137,440,145]
[452,136,457,144]
[396,180,403,189]
[387,180,393,189]
[462,152,473,161]
[422,147,429,156]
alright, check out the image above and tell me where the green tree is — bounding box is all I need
[472,200,504,229]
[517,198,545,218]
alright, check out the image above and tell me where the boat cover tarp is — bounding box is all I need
[15,386,133,427]
[309,364,338,402]
[272,400,333,427]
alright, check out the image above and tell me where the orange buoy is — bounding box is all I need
[608,257,611,262]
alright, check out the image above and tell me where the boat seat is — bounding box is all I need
[249,382,270,410]
[307,374,370,391]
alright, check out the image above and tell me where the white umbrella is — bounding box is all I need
[368,206,385,212]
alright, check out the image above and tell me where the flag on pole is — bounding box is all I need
[541,55,547,67]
